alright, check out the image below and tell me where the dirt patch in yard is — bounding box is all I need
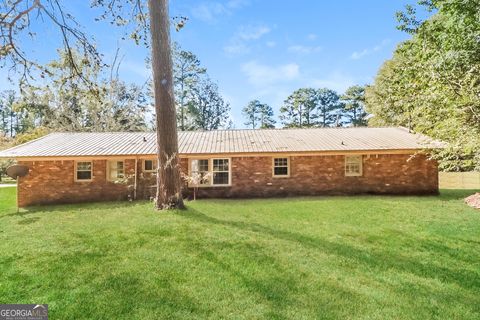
[465,193,480,209]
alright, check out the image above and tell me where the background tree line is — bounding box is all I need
[242,85,368,129]
[0,42,232,140]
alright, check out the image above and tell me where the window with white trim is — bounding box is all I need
[273,157,289,177]
[144,159,157,172]
[212,159,230,185]
[191,159,210,185]
[345,155,363,176]
[76,161,92,181]
[189,158,231,187]
[107,160,124,181]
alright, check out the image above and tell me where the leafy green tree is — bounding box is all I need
[280,88,317,128]
[16,50,148,133]
[1,90,55,137]
[280,88,342,128]
[0,160,13,182]
[0,91,19,137]
[341,85,368,127]
[173,44,207,131]
[0,135,13,182]
[91,80,148,132]
[366,0,480,171]
[0,95,6,136]
[13,127,50,145]
[242,100,276,129]
[188,78,231,130]
[279,97,301,128]
[242,100,261,129]
[258,103,276,129]
[13,90,53,134]
[314,88,342,127]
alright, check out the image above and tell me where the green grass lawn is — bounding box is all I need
[0,188,479,319]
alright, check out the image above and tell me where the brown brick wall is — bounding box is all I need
[17,153,438,207]
[193,154,438,198]
[17,159,136,207]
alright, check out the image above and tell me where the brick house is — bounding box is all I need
[0,127,441,207]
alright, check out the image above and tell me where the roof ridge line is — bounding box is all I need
[33,127,405,135]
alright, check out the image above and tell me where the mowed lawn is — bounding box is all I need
[0,188,479,319]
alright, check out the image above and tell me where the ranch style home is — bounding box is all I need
[0,127,441,207]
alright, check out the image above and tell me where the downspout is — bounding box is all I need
[16,176,20,213]
[134,158,138,201]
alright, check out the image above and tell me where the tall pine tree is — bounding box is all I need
[173,44,206,131]
[242,100,275,129]
[341,85,368,127]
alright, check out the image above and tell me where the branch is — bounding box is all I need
[0,0,102,89]
[0,0,24,25]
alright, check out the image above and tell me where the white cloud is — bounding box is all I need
[241,61,357,94]
[224,43,250,55]
[190,3,225,22]
[350,49,369,60]
[226,0,250,9]
[266,41,276,48]
[224,24,271,56]
[350,39,391,60]
[237,25,271,41]
[237,65,361,127]
[241,61,300,86]
[190,0,249,23]
[310,72,357,92]
[288,45,322,54]
[307,33,318,41]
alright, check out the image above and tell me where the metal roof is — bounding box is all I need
[0,127,441,158]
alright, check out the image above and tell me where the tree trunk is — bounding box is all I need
[10,112,13,137]
[180,80,185,131]
[299,105,302,127]
[1,110,5,134]
[148,0,185,210]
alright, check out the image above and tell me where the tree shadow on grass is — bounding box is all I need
[16,217,40,225]
[180,209,480,295]
[201,249,292,319]
[186,242,299,319]
[5,246,213,319]
[181,238,364,319]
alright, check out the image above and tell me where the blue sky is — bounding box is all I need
[2,0,426,128]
